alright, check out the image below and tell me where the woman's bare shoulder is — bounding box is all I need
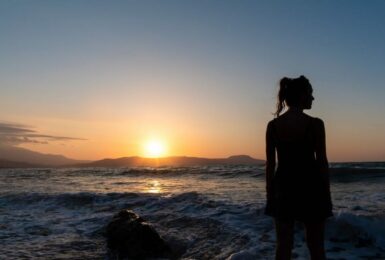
[266,118,277,127]
[307,115,325,131]
[310,116,324,124]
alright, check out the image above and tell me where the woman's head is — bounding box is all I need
[275,75,314,116]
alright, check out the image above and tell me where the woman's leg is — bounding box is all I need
[274,218,294,260]
[303,221,326,260]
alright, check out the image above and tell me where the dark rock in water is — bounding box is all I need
[105,209,173,259]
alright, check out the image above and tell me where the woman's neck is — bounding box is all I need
[288,107,304,113]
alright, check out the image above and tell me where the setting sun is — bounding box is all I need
[143,139,167,158]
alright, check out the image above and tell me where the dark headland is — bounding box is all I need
[75,155,265,168]
[0,149,264,168]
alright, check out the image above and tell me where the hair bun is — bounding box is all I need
[280,77,291,90]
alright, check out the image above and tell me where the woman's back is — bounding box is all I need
[273,110,312,141]
[272,110,317,173]
[266,110,332,221]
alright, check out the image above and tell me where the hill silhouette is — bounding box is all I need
[0,146,264,168]
[0,145,89,166]
[0,159,45,168]
[75,155,264,168]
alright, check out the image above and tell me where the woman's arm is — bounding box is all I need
[314,119,330,190]
[314,118,329,171]
[265,121,276,196]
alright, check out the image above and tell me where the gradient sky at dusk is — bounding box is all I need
[1,1,385,161]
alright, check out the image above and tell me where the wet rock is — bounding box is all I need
[105,209,172,259]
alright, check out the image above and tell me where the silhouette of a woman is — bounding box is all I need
[265,76,333,260]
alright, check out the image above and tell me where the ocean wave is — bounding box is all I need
[331,162,385,170]
[226,212,385,260]
[2,188,385,259]
[1,166,385,260]
[60,165,262,177]
[0,191,148,209]
[65,165,385,180]
[327,212,385,250]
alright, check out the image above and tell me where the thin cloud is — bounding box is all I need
[0,136,49,144]
[0,122,86,145]
[24,134,86,141]
[0,123,35,134]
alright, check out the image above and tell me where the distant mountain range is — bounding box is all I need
[0,145,264,168]
[0,145,89,167]
[0,158,44,168]
[76,155,265,168]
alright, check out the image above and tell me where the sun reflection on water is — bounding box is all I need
[146,180,162,193]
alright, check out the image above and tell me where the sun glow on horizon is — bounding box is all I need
[143,139,167,158]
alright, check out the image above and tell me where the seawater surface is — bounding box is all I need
[1,164,385,259]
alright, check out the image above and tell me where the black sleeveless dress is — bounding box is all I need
[264,117,333,222]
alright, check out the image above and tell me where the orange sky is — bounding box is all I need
[1,113,383,162]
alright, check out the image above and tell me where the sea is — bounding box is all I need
[1,163,385,259]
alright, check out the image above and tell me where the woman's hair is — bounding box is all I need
[275,75,312,116]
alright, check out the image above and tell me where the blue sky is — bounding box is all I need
[1,1,385,161]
